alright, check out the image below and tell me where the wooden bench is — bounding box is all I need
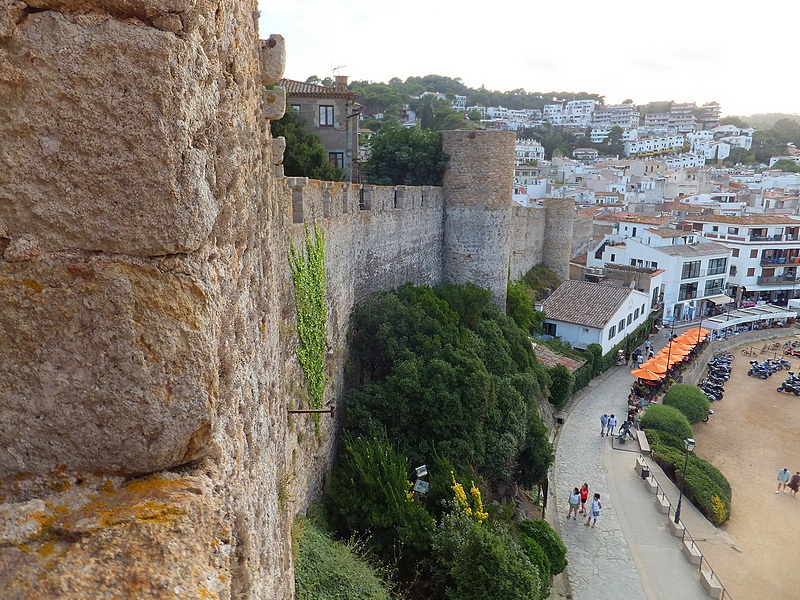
[636,430,650,454]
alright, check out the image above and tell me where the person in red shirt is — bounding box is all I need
[579,483,589,515]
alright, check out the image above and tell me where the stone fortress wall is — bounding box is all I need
[0,1,574,598]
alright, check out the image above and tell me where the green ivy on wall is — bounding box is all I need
[289,223,327,413]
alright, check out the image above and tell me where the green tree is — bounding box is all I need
[770,159,800,173]
[270,107,344,181]
[604,125,625,157]
[547,364,573,410]
[506,280,545,335]
[363,123,448,186]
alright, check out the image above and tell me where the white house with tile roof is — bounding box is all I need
[540,280,651,354]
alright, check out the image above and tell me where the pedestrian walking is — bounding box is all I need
[648,349,655,359]
[600,413,609,436]
[579,483,589,515]
[636,353,644,367]
[777,467,791,493]
[568,488,581,520]
[606,414,617,437]
[585,493,602,527]
[624,351,630,366]
[644,339,652,352]
[789,472,800,497]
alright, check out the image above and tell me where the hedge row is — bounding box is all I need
[644,432,732,525]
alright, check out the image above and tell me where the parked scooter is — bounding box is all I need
[748,361,771,379]
[777,372,800,396]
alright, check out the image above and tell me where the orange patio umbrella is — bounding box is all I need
[640,358,668,373]
[665,341,694,352]
[631,367,662,381]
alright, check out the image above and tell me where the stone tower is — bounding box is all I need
[542,197,575,280]
[442,130,516,307]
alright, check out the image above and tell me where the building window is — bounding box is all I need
[712,226,719,232]
[328,152,344,169]
[610,253,616,262]
[707,257,727,276]
[319,105,334,127]
[627,314,633,325]
[619,319,625,331]
[705,278,724,295]
[681,260,701,279]
[630,259,637,267]
[651,262,657,269]
[609,326,616,339]
[634,308,640,319]
[678,282,698,301]
[728,227,739,234]
[750,249,758,259]
[291,104,301,112]
[732,248,739,257]
[747,267,755,277]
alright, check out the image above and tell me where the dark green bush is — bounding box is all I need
[650,444,732,525]
[506,280,545,334]
[547,364,574,410]
[517,520,567,575]
[643,428,685,450]
[640,404,693,440]
[294,517,395,600]
[326,434,435,570]
[433,510,545,600]
[662,384,711,424]
[517,535,551,593]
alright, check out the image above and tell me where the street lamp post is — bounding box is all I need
[674,438,696,525]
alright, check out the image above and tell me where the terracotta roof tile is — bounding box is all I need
[542,280,639,329]
[531,343,585,373]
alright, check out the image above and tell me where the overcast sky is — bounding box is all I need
[258,0,798,117]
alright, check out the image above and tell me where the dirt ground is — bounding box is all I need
[691,335,800,600]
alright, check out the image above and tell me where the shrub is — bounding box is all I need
[650,444,732,525]
[662,384,711,424]
[517,535,551,594]
[294,517,395,600]
[517,520,567,575]
[547,364,574,410]
[643,428,684,450]
[433,511,545,600]
[326,434,435,570]
[640,404,693,440]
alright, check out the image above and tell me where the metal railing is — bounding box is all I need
[640,455,735,600]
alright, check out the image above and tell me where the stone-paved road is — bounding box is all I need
[550,335,712,600]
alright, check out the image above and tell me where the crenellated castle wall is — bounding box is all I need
[0,2,574,598]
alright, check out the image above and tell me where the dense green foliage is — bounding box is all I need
[318,282,569,599]
[345,283,553,487]
[518,519,567,575]
[433,509,546,600]
[363,123,449,186]
[294,517,396,600]
[547,364,574,410]
[289,224,328,413]
[646,438,732,525]
[326,434,435,570]
[640,404,693,440]
[770,159,800,173]
[662,384,711,424]
[506,280,546,335]
[521,264,563,301]
[271,107,344,181]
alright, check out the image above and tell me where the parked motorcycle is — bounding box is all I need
[748,361,770,379]
[776,372,800,396]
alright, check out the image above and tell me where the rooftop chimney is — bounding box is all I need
[335,75,348,92]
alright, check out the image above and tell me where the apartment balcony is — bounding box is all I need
[757,274,798,286]
[749,234,783,242]
[761,256,800,266]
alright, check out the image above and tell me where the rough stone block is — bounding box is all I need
[271,136,286,166]
[259,34,285,85]
[644,475,658,494]
[263,86,286,120]
[0,11,219,256]
[0,257,218,477]
[654,493,670,514]
[0,474,229,600]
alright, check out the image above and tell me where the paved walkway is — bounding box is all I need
[549,328,724,600]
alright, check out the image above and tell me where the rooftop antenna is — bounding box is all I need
[331,64,346,77]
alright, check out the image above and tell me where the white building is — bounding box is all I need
[451,95,467,111]
[624,134,685,157]
[683,214,800,306]
[587,221,732,323]
[515,139,546,165]
[590,128,638,144]
[592,104,640,129]
[663,153,706,169]
[540,280,652,354]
